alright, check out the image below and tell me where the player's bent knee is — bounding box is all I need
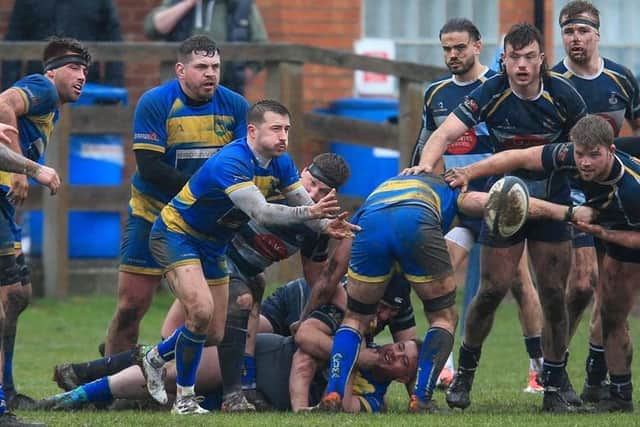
[347,295,378,315]
[0,255,21,287]
[423,290,456,312]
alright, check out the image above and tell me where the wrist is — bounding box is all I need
[564,205,574,222]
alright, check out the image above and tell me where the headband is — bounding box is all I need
[43,54,89,72]
[308,162,341,189]
[560,17,599,30]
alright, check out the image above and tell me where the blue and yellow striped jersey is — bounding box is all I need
[130,80,249,221]
[352,368,390,413]
[356,173,461,234]
[160,137,301,243]
[0,74,59,192]
[552,58,640,136]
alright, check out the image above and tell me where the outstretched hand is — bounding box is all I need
[308,189,340,219]
[324,211,361,240]
[7,173,28,205]
[400,164,432,176]
[443,167,471,191]
[572,221,606,239]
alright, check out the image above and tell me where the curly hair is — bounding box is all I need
[310,153,350,189]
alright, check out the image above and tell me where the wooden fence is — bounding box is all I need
[0,41,445,297]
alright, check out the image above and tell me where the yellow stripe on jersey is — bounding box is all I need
[175,183,198,206]
[603,70,630,99]
[225,181,254,194]
[0,171,11,188]
[370,179,442,212]
[129,186,167,223]
[133,143,165,153]
[348,267,391,284]
[426,80,452,106]
[28,112,55,141]
[487,88,512,118]
[281,180,302,194]
[13,88,30,112]
[118,265,163,276]
[624,165,640,183]
[160,205,221,242]
[404,272,437,283]
[166,115,236,146]
[207,276,230,287]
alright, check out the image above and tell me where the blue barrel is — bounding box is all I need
[327,98,399,198]
[28,83,128,258]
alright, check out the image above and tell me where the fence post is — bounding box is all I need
[42,104,70,298]
[398,78,423,170]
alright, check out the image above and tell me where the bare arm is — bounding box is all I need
[151,0,197,35]
[574,222,640,249]
[0,88,30,204]
[403,113,469,174]
[289,349,319,411]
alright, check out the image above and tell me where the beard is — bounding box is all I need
[447,57,475,75]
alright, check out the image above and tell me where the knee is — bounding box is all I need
[539,286,566,320]
[186,302,214,334]
[116,280,156,315]
[474,285,508,316]
[4,287,30,315]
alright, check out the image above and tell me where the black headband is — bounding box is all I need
[560,17,599,30]
[43,54,89,71]
[308,162,340,189]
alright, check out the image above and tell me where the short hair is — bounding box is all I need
[558,1,600,27]
[178,35,219,63]
[503,23,548,75]
[570,115,614,149]
[309,153,351,189]
[439,18,482,42]
[43,36,91,65]
[247,99,290,125]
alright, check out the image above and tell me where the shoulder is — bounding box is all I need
[214,85,250,112]
[550,59,569,74]
[546,73,583,98]
[603,58,638,84]
[13,74,56,94]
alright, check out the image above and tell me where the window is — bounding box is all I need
[363,0,500,71]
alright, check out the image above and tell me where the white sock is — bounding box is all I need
[176,385,195,399]
[529,357,543,373]
[445,352,455,371]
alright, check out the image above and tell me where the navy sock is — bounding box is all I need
[81,377,113,402]
[157,326,182,362]
[324,326,361,398]
[541,359,565,388]
[524,335,543,359]
[242,354,257,390]
[175,325,206,388]
[585,343,607,386]
[609,374,632,401]
[72,349,137,383]
[2,334,15,392]
[458,342,482,372]
[0,385,5,415]
[414,327,454,402]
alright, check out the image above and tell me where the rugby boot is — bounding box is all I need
[33,388,89,411]
[220,391,255,413]
[592,394,633,413]
[244,388,272,411]
[318,391,342,412]
[171,394,209,415]
[542,386,577,413]
[445,370,474,409]
[559,370,582,406]
[52,364,80,392]
[0,413,46,427]
[408,395,442,413]
[5,391,36,411]
[580,380,610,403]
[136,346,167,405]
[523,370,544,393]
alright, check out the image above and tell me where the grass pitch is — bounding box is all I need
[11,288,640,426]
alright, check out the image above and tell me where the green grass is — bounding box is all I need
[10,287,640,426]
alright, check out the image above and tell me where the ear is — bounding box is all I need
[540,52,545,62]
[44,69,55,79]
[247,123,257,138]
[175,62,185,79]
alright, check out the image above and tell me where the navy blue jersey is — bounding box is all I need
[552,58,640,136]
[541,143,640,230]
[454,73,587,202]
[414,68,495,161]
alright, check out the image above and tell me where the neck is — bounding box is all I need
[565,55,602,77]
[247,137,272,167]
[455,63,487,83]
[509,78,542,100]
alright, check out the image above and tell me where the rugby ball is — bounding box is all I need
[484,176,530,238]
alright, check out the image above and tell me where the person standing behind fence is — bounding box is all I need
[410,18,545,394]
[144,0,269,95]
[103,35,250,358]
[1,0,124,90]
[0,36,90,425]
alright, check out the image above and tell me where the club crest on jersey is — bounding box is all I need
[556,144,570,163]
[609,92,618,105]
[463,96,479,113]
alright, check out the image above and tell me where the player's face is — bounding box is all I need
[573,143,615,182]
[373,340,418,383]
[49,59,87,103]
[503,41,544,92]
[177,51,221,102]
[440,31,480,76]
[249,111,291,157]
[561,13,600,64]
[300,169,332,202]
